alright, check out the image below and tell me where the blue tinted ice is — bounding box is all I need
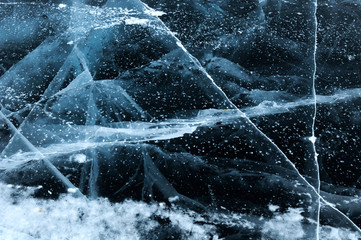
[0,0,361,239]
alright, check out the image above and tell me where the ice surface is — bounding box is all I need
[1,0,361,239]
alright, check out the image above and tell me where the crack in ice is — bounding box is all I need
[0,108,84,198]
[311,1,321,239]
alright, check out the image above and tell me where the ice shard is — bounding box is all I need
[0,0,361,239]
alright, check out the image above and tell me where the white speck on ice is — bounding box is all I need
[268,204,280,212]
[168,196,180,202]
[67,188,77,193]
[348,55,355,61]
[144,9,166,17]
[125,17,149,26]
[176,41,188,53]
[309,136,317,143]
[71,153,87,163]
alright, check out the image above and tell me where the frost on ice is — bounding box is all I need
[1,0,361,239]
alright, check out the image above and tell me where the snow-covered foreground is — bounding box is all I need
[0,183,359,240]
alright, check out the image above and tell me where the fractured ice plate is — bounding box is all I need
[1,0,361,239]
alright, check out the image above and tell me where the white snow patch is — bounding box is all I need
[0,183,215,240]
[262,208,305,240]
[320,225,361,240]
[0,183,360,239]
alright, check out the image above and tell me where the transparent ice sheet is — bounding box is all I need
[0,0,360,239]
